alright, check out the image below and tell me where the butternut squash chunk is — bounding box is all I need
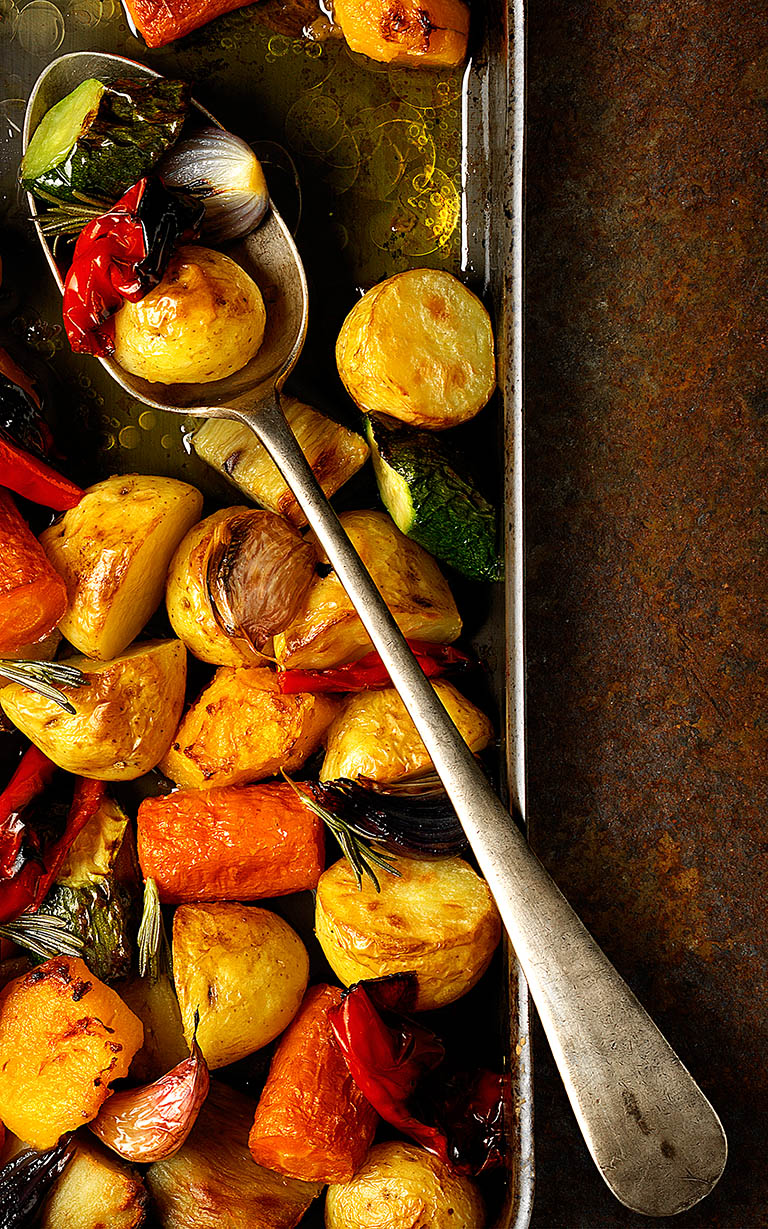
[333,0,469,67]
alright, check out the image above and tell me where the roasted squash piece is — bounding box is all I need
[333,0,470,67]
[160,665,338,789]
[193,396,369,528]
[274,510,461,670]
[321,680,493,783]
[40,474,202,661]
[315,855,501,1010]
[0,956,143,1148]
[172,902,309,1069]
[147,1080,320,1228]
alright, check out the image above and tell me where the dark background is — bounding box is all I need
[525,2,768,1225]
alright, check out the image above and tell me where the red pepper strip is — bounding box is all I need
[278,640,472,694]
[0,436,82,510]
[0,747,57,880]
[0,777,106,925]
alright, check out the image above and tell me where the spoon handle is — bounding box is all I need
[238,391,727,1217]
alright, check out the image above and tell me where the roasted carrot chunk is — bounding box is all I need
[0,489,67,654]
[137,781,325,903]
[248,984,377,1184]
[123,0,258,48]
[333,0,470,67]
[0,956,143,1148]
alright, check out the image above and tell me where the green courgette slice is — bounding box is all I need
[365,415,503,582]
[22,76,190,205]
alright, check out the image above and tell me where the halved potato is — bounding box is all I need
[172,902,309,1069]
[193,396,370,528]
[0,639,186,780]
[40,474,203,661]
[274,510,461,670]
[320,681,493,783]
[336,270,495,429]
[147,1080,320,1229]
[165,507,265,667]
[37,1136,147,1229]
[160,665,338,789]
[315,855,501,1010]
[325,1141,484,1229]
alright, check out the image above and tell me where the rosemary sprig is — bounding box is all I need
[0,660,88,715]
[282,772,400,893]
[138,876,171,980]
[0,912,84,960]
[32,187,108,238]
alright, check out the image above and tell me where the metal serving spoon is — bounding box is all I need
[25,52,726,1217]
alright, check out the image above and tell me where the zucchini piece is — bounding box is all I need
[22,77,189,205]
[365,415,502,582]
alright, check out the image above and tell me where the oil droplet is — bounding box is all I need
[160,433,175,450]
[138,410,157,431]
[17,0,65,54]
[118,426,140,449]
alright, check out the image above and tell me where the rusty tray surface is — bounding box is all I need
[0,2,530,1226]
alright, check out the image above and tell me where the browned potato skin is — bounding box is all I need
[336,269,495,429]
[321,681,493,783]
[274,510,461,670]
[325,1141,485,1229]
[160,665,339,789]
[315,855,501,1010]
[40,474,203,661]
[0,639,186,780]
[172,902,309,1069]
[165,507,265,667]
[31,1136,147,1229]
[148,1081,320,1229]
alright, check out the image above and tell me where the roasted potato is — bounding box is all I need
[120,972,188,1083]
[37,1136,147,1229]
[193,396,370,528]
[0,956,143,1148]
[315,855,501,1010]
[40,474,202,661]
[114,246,266,384]
[160,665,338,789]
[172,902,309,1069]
[320,681,493,782]
[0,639,186,780]
[325,1141,485,1229]
[274,510,461,670]
[165,508,265,667]
[147,1080,321,1229]
[336,270,495,429]
[333,0,469,67]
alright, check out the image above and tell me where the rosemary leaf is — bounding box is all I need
[138,877,171,980]
[0,659,88,714]
[0,912,84,960]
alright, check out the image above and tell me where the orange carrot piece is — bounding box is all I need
[123,0,256,48]
[137,781,325,904]
[248,984,377,1184]
[0,490,67,654]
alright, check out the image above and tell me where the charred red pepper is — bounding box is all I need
[0,752,105,924]
[63,176,203,357]
[0,437,82,510]
[0,352,82,510]
[329,974,509,1176]
[277,641,472,694]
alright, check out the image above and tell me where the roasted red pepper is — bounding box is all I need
[329,974,509,1176]
[63,176,203,357]
[0,437,82,510]
[0,350,82,509]
[277,640,471,694]
[0,752,105,924]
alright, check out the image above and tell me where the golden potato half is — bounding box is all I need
[165,507,265,667]
[325,1141,485,1229]
[114,246,266,384]
[172,902,309,1069]
[316,855,501,1010]
[160,665,339,789]
[320,681,493,783]
[0,639,186,780]
[336,269,495,429]
[41,474,203,661]
[274,510,461,670]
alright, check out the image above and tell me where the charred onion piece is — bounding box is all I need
[89,1038,209,1162]
[0,1136,75,1228]
[206,509,317,651]
[308,775,468,859]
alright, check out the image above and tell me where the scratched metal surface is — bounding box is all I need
[525,0,768,1224]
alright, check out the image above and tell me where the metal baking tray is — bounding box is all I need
[0,1,531,1223]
